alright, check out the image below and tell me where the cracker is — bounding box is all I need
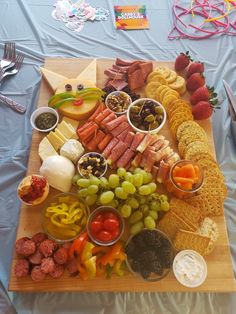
[171,117,193,138]
[158,211,196,240]
[184,141,212,160]
[145,81,163,98]
[162,95,179,108]
[169,111,193,127]
[154,65,171,78]
[170,198,203,225]
[166,70,178,84]
[169,76,185,90]
[197,217,219,255]
[147,72,165,83]
[176,121,203,140]
[174,229,211,256]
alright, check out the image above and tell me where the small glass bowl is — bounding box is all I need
[127,98,167,134]
[87,206,125,246]
[173,250,207,288]
[77,152,107,178]
[105,91,132,115]
[30,107,59,132]
[42,193,89,243]
[17,174,49,206]
[165,160,204,199]
[125,228,174,282]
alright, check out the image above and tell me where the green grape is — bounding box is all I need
[85,194,97,206]
[129,210,143,224]
[120,204,132,218]
[130,221,144,235]
[151,192,160,200]
[148,182,157,193]
[88,185,99,195]
[139,197,146,205]
[150,200,161,211]
[100,177,108,189]
[115,187,128,200]
[159,194,168,202]
[144,216,156,229]
[117,167,126,178]
[133,167,143,174]
[108,174,120,189]
[160,201,170,212]
[139,204,149,216]
[99,191,114,205]
[132,173,143,187]
[142,172,153,184]
[124,172,133,183]
[148,210,158,220]
[106,199,118,208]
[122,181,136,194]
[78,188,88,197]
[127,197,139,209]
[72,174,81,185]
[138,185,152,196]
[77,178,90,188]
[89,175,101,186]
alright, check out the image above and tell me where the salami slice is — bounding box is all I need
[14,259,29,278]
[29,249,43,265]
[53,247,68,265]
[32,232,48,246]
[39,239,57,257]
[41,257,56,274]
[15,238,36,257]
[49,264,65,279]
[31,266,46,282]
[66,258,79,277]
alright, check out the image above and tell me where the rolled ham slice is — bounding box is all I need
[117,149,135,168]
[106,115,128,131]
[101,112,117,128]
[94,108,112,124]
[107,141,129,164]
[137,134,154,153]
[110,122,131,137]
[156,161,170,183]
[103,138,119,158]
[117,129,128,141]
[130,133,145,151]
[124,132,135,146]
[98,134,113,151]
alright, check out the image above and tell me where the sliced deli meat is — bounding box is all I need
[49,264,65,279]
[29,249,44,265]
[53,247,68,265]
[31,266,46,282]
[128,69,145,91]
[14,259,30,278]
[41,257,56,274]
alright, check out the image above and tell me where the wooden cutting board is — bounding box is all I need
[8,58,236,292]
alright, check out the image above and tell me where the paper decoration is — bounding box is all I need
[114,5,149,30]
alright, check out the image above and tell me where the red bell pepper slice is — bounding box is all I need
[69,231,88,259]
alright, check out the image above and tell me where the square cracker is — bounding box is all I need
[170,198,203,225]
[174,229,210,256]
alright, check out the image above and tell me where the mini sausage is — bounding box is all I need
[32,232,48,246]
[39,239,57,257]
[66,257,79,277]
[53,248,68,265]
[15,238,36,257]
[14,259,29,278]
[28,249,43,265]
[31,266,46,282]
[49,264,65,279]
[41,257,55,274]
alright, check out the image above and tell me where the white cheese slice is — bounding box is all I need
[57,121,77,139]
[38,137,58,161]
[62,117,79,131]
[76,59,97,85]
[47,132,65,151]
[41,68,67,92]
[60,139,84,164]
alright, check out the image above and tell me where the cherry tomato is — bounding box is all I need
[110,229,120,240]
[90,220,103,234]
[103,211,119,221]
[96,230,112,242]
[94,214,104,222]
[103,218,120,232]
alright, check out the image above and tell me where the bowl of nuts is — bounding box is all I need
[105,91,132,115]
[77,152,107,178]
[127,98,166,134]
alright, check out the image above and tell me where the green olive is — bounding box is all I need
[156,114,163,123]
[154,106,164,114]
[144,114,155,123]
[130,105,140,113]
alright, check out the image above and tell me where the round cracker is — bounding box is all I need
[166,70,177,84]
[154,66,171,78]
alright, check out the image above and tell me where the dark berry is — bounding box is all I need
[65,84,72,92]
[77,84,84,90]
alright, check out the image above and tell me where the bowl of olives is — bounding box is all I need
[127,98,166,134]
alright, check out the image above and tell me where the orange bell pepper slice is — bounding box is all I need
[100,241,123,266]
[92,246,110,255]
[69,231,88,259]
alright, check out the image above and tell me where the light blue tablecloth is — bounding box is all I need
[0,1,236,313]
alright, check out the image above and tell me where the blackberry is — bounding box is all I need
[150,260,164,276]
[125,240,137,259]
[140,265,150,279]
[137,250,157,264]
[132,233,146,250]
[131,259,141,273]
[158,247,173,268]
[142,230,162,247]
[160,237,171,249]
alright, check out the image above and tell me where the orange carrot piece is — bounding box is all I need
[173,177,194,184]
[181,164,196,178]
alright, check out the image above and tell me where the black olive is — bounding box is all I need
[65,84,72,92]
[77,84,84,90]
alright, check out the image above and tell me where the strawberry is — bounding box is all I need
[192,101,213,120]
[175,51,192,71]
[186,73,205,92]
[186,61,204,78]
[190,86,217,105]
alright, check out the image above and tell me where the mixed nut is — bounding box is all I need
[78,153,107,178]
[106,91,131,114]
[129,99,165,131]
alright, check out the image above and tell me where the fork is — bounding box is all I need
[0,54,24,84]
[0,42,16,71]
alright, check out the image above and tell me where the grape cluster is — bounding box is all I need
[73,167,169,235]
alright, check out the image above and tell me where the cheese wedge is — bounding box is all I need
[62,117,79,131]
[47,132,65,151]
[41,68,67,92]
[38,137,58,161]
[55,129,68,142]
[76,59,97,85]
